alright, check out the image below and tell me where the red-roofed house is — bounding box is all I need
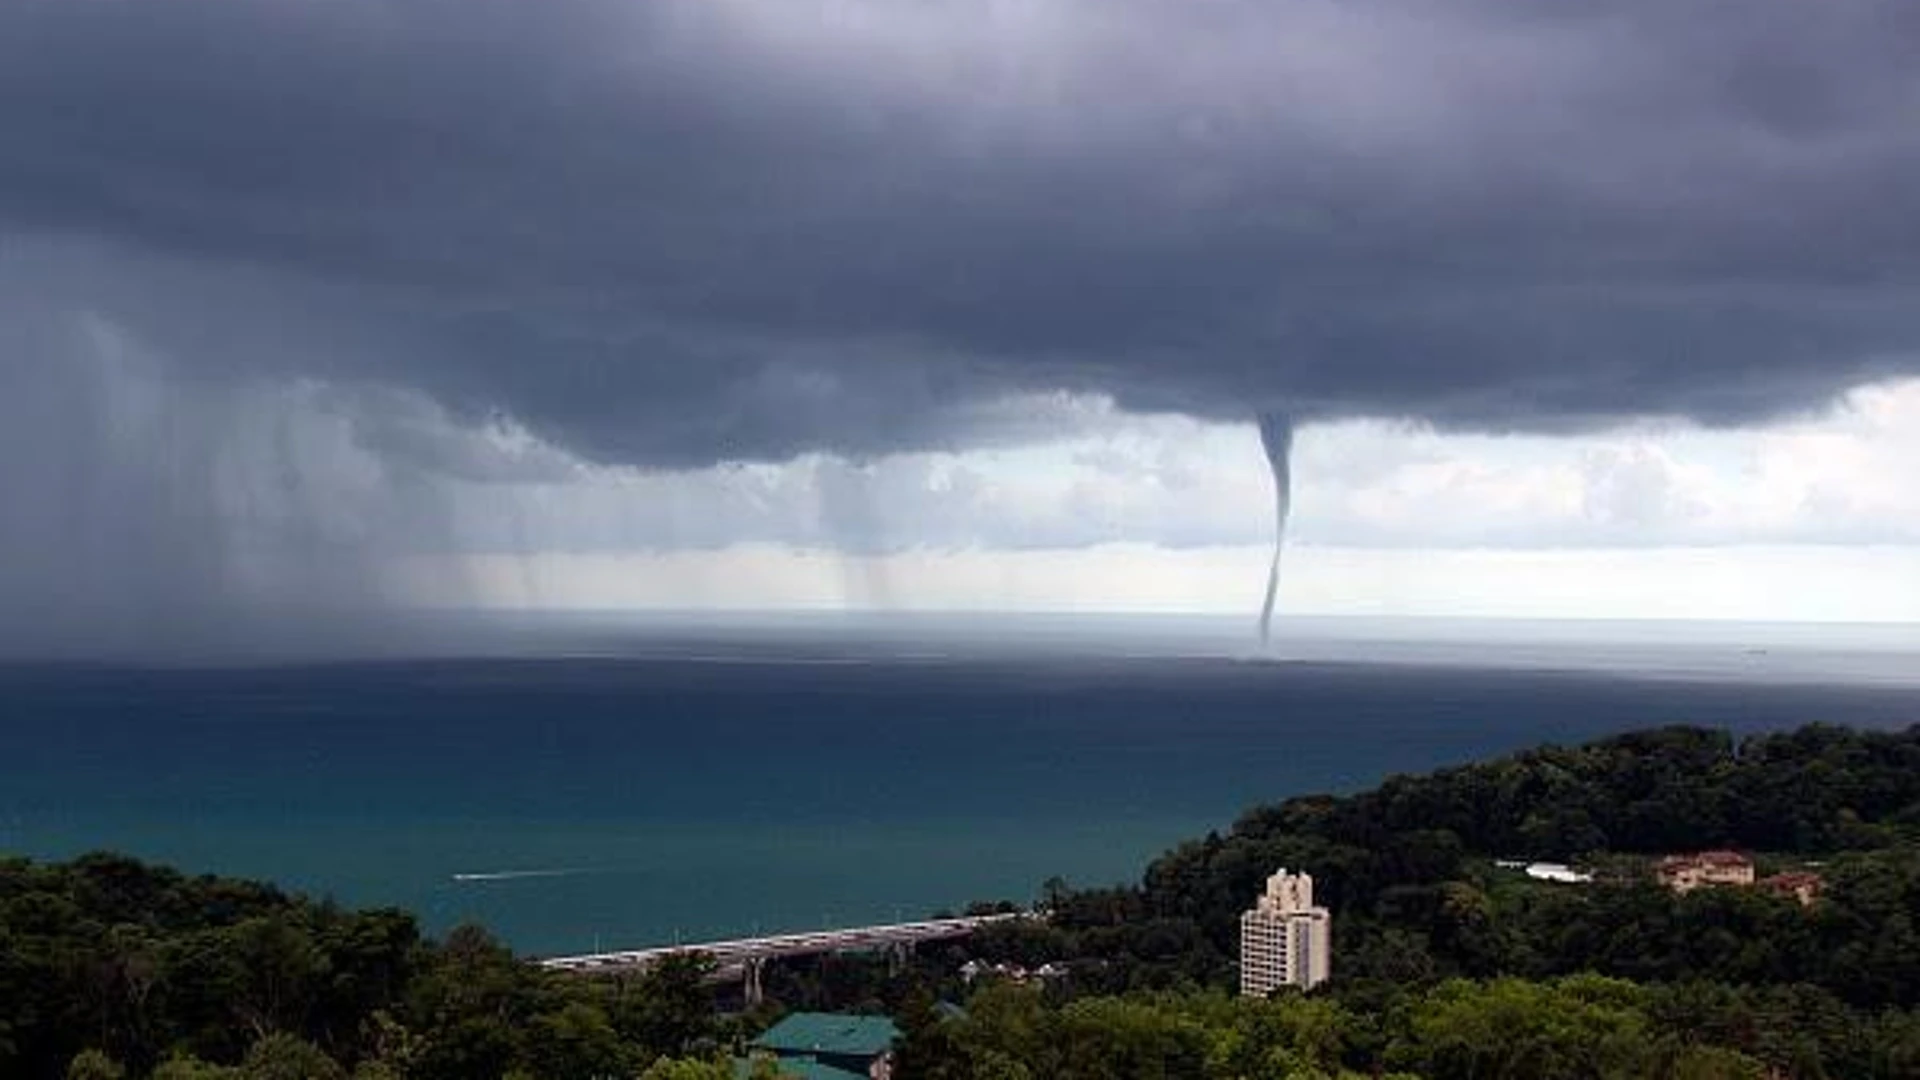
[1656,850,1755,893]
[1759,871,1823,907]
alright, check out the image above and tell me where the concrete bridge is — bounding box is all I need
[540,913,1026,1003]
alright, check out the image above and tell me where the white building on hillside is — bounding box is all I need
[1239,868,1331,996]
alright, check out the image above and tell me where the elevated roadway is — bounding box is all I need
[540,913,1026,1002]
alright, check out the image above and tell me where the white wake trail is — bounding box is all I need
[451,868,588,883]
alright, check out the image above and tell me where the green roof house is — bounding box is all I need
[743,1012,900,1080]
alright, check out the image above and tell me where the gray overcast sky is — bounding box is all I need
[4,1,1920,648]
[6,0,1920,463]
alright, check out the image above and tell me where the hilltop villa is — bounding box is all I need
[1656,850,1755,892]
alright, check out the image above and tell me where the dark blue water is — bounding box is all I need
[3,643,1917,955]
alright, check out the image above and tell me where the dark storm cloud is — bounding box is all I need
[4,0,1920,467]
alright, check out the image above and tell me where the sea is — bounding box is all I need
[2,613,1917,957]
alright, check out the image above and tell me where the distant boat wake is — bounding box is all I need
[452,868,589,883]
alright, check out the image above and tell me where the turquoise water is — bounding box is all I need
[3,619,1917,955]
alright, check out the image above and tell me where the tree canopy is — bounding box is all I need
[7,722,1919,1078]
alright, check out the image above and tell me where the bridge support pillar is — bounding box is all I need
[887,940,913,976]
[744,957,767,1007]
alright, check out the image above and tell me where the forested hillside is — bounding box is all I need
[0,856,725,1079]
[6,723,1920,1078]
[970,725,1920,999]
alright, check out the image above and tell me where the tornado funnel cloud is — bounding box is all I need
[1256,414,1295,645]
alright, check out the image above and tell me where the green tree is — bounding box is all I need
[401,925,537,1080]
[240,1033,347,1080]
[151,1056,242,1080]
[65,1048,126,1080]
[637,1057,735,1080]
[609,953,720,1059]
[893,983,971,1080]
[1659,1044,1768,1080]
[524,1000,631,1079]
[1395,977,1653,1080]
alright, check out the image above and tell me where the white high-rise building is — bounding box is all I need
[1239,868,1331,996]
